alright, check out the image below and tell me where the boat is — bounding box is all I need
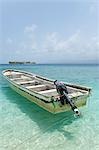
[2,69,91,114]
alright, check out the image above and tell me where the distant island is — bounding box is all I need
[9,61,36,64]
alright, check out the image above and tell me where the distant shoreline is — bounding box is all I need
[8,61,36,65]
[0,63,99,65]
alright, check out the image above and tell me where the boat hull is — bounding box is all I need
[2,69,91,114]
[8,81,88,114]
[9,83,55,113]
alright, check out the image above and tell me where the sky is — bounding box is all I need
[0,0,99,64]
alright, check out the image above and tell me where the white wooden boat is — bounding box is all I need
[2,69,91,114]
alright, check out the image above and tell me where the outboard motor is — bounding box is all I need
[54,80,81,117]
[63,91,81,117]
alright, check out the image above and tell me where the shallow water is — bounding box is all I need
[0,64,99,150]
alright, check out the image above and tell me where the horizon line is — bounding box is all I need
[0,63,99,65]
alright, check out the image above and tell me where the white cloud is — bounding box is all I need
[6,38,13,44]
[20,39,37,51]
[42,31,99,63]
[24,24,37,34]
[5,25,99,64]
[15,23,38,54]
[43,32,59,51]
[43,30,81,52]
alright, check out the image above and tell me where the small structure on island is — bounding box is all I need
[9,61,36,65]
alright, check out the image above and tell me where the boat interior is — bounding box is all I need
[4,70,85,97]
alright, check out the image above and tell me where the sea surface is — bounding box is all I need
[0,64,99,150]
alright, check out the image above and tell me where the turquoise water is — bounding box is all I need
[0,64,99,150]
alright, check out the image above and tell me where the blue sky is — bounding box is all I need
[0,0,98,64]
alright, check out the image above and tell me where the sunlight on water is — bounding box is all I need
[0,64,99,150]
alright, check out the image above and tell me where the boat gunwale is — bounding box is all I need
[2,69,91,100]
[2,69,92,91]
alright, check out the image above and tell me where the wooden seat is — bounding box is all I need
[10,77,22,81]
[68,92,83,98]
[38,89,57,96]
[17,80,35,85]
[26,84,46,89]
[10,76,32,81]
[39,89,56,94]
